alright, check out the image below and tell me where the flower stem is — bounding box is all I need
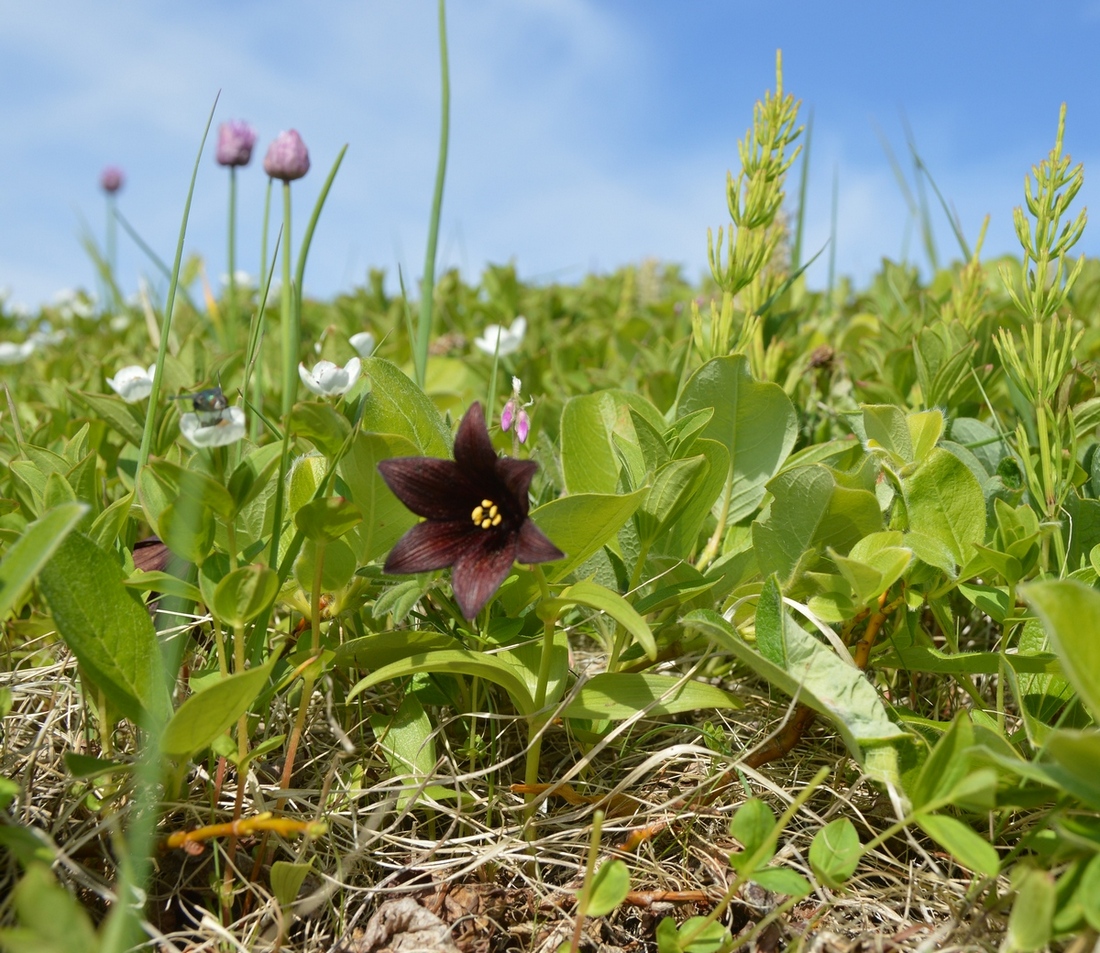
[524,565,558,832]
[280,180,297,418]
[226,166,239,352]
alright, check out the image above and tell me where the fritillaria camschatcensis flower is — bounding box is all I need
[378,401,563,619]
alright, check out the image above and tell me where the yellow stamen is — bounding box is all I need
[472,498,503,530]
[472,505,484,523]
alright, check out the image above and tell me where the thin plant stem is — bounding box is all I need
[280,181,296,418]
[227,166,239,351]
[414,0,450,388]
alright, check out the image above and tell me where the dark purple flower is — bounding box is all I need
[100,165,124,194]
[263,129,310,181]
[378,402,564,619]
[216,120,257,167]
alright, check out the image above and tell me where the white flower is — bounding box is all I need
[109,314,132,332]
[179,406,246,448]
[0,340,35,365]
[349,331,375,358]
[473,316,526,356]
[106,364,157,402]
[298,357,361,397]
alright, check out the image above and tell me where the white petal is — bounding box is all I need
[298,358,360,396]
[179,406,246,448]
[106,364,154,402]
[0,340,34,365]
[349,331,375,357]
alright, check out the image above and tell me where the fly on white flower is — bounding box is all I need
[349,331,375,358]
[473,316,526,357]
[106,364,157,402]
[179,406,247,448]
[298,357,361,397]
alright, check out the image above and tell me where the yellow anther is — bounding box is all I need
[491,513,502,526]
[488,504,499,518]
[471,505,484,523]
[482,498,493,507]
[480,518,492,529]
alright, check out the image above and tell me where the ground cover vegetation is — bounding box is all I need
[1,27,1100,953]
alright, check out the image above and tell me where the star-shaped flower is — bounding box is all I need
[378,401,564,619]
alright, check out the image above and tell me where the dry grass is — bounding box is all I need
[0,629,1071,953]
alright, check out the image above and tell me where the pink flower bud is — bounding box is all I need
[216,120,257,167]
[263,129,310,181]
[100,166,124,194]
[501,399,516,432]
[516,409,530,444]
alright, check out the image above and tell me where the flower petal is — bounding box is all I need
[378,457,476,520]
[384,520,475,574]
[179,407,246,448]
[453,402,498,475]
[451,533,518,619]
[496,458,539,517]
[515,519,565,565]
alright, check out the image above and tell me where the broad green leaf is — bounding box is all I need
[915,814,999,878]
[69,388,145,446]
[546,580,656,660]
[1024,579,1100,722]
[908,409,945,463]
[876,645,1060,677]
[586,860,630,917]
[909,712,974,810]
[0,863,98,953]
[687,601,906,766]
[529,488,648,582]
[89,490,133,552]
[0,502,88,620]
[146,457,234,520]
[656,916,730,953]
[729,798,775,859]
[903,447,986,570]
[159,499,215,564]
[295,496,362,543]
[212,564,279,629]
[359,358,452,456]
[809,817,861,889]
[753,465,882,585]
[678,355,797,524]
[561,673,742,720]
[227,443,282,516]
[39,532,171,727]
[338,432,420,562]
[635,455,708,545]
[661,438,729,559]
[830,531,912,606]
[334,630,457,670]
[160,658,277,758]
[370,694,436,779]
[270,861,313,909]
[862,404,911,464]
[1040,729,1100,809]
[1005,867,1055,951]
[288,401,351,458]
[347,649,536,715]
[748,867,813,897]
[561,390,664,494]
[123,571,202,604]
[295,537,356,591]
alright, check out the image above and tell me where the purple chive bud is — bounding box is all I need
[501,399,516,433]
[263,129,310,181]
[100,166,124,194]
[216,120,257,167]
[516,409,530,444]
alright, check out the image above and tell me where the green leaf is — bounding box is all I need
[159,498,215,564]
[270,861,313,909]
[0,502,88,620]
[69,388,145,446]
[347,649,536,715]
[809,817,861,890]
[1024,579,1100,722]
[123,571,202,604]
[635,455,709,545]
[0,863,98,953]
[903,447,986,571]
[546,580,656,660]
[39,532,171,727]
[910,712,975,810]
[529,489,648,582]
[862,404,912,464]
[160,658,276,759]
[1005,867,1055,952]
[561,390,664,494]
[212,564,279,629]
[370,694,436,781]
[146,457,235,520]
[586,859,630,917]
[753,465,883,585]
[359,358,452,456]
[729,798,775,858]
[656,917,730,953]
[748,867,812,897]
[678,354,797,523]
[686,600,906,765]
[562,673,742,720]
[295,496,362,543]
[227,443,282,516]
[338,432,420,562]
[288,401,352,458]
[335,630,457,670]
[915,814,999,878]
[1040,729,1100,809]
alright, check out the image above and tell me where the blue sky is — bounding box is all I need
[3,1,1100,310]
